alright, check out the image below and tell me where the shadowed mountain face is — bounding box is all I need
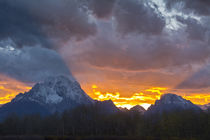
[0,75,119,120]
[146,93,202,115]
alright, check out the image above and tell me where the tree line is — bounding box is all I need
[0,105,209,140]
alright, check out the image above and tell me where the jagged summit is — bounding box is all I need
[146,93,201,115]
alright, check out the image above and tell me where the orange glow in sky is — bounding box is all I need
[183,94,210,105]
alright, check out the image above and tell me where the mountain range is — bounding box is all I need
[0,75,208,120]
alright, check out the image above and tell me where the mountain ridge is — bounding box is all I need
[0,77,207,120]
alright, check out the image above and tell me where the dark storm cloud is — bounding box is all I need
[0,1,49,48]
[176,16,207,41]
[0,40,70,83]
[0,0,96,48]
[0,0,166,48]
[113,0,165,35]
[87,0,116,18]
[164,0,210,16]
[86,0,165,34]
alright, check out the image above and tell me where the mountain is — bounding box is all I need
[146,93,201,115]
[0,75,96,120]
[130,105,146,114]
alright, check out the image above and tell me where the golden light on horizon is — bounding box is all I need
[0,76,209,110]
[90,85,210,110]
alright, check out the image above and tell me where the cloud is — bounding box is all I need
[0,39,71,83]
[164,0,210,16]
[0,1,49,48]
[0,0,98,82]
[0,0,96,48]
[113,0,165,35]
[176,16,208,41]
[177,65,210,89]
[87,0,116,18]
[60,15,210,94]
[66,24,210,72]
[0,0,210,94]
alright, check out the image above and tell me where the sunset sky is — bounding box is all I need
[0,0,210,109]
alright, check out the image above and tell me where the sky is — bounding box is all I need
[0,0,210,109]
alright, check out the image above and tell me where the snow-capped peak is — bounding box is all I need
[13,75,94,106]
